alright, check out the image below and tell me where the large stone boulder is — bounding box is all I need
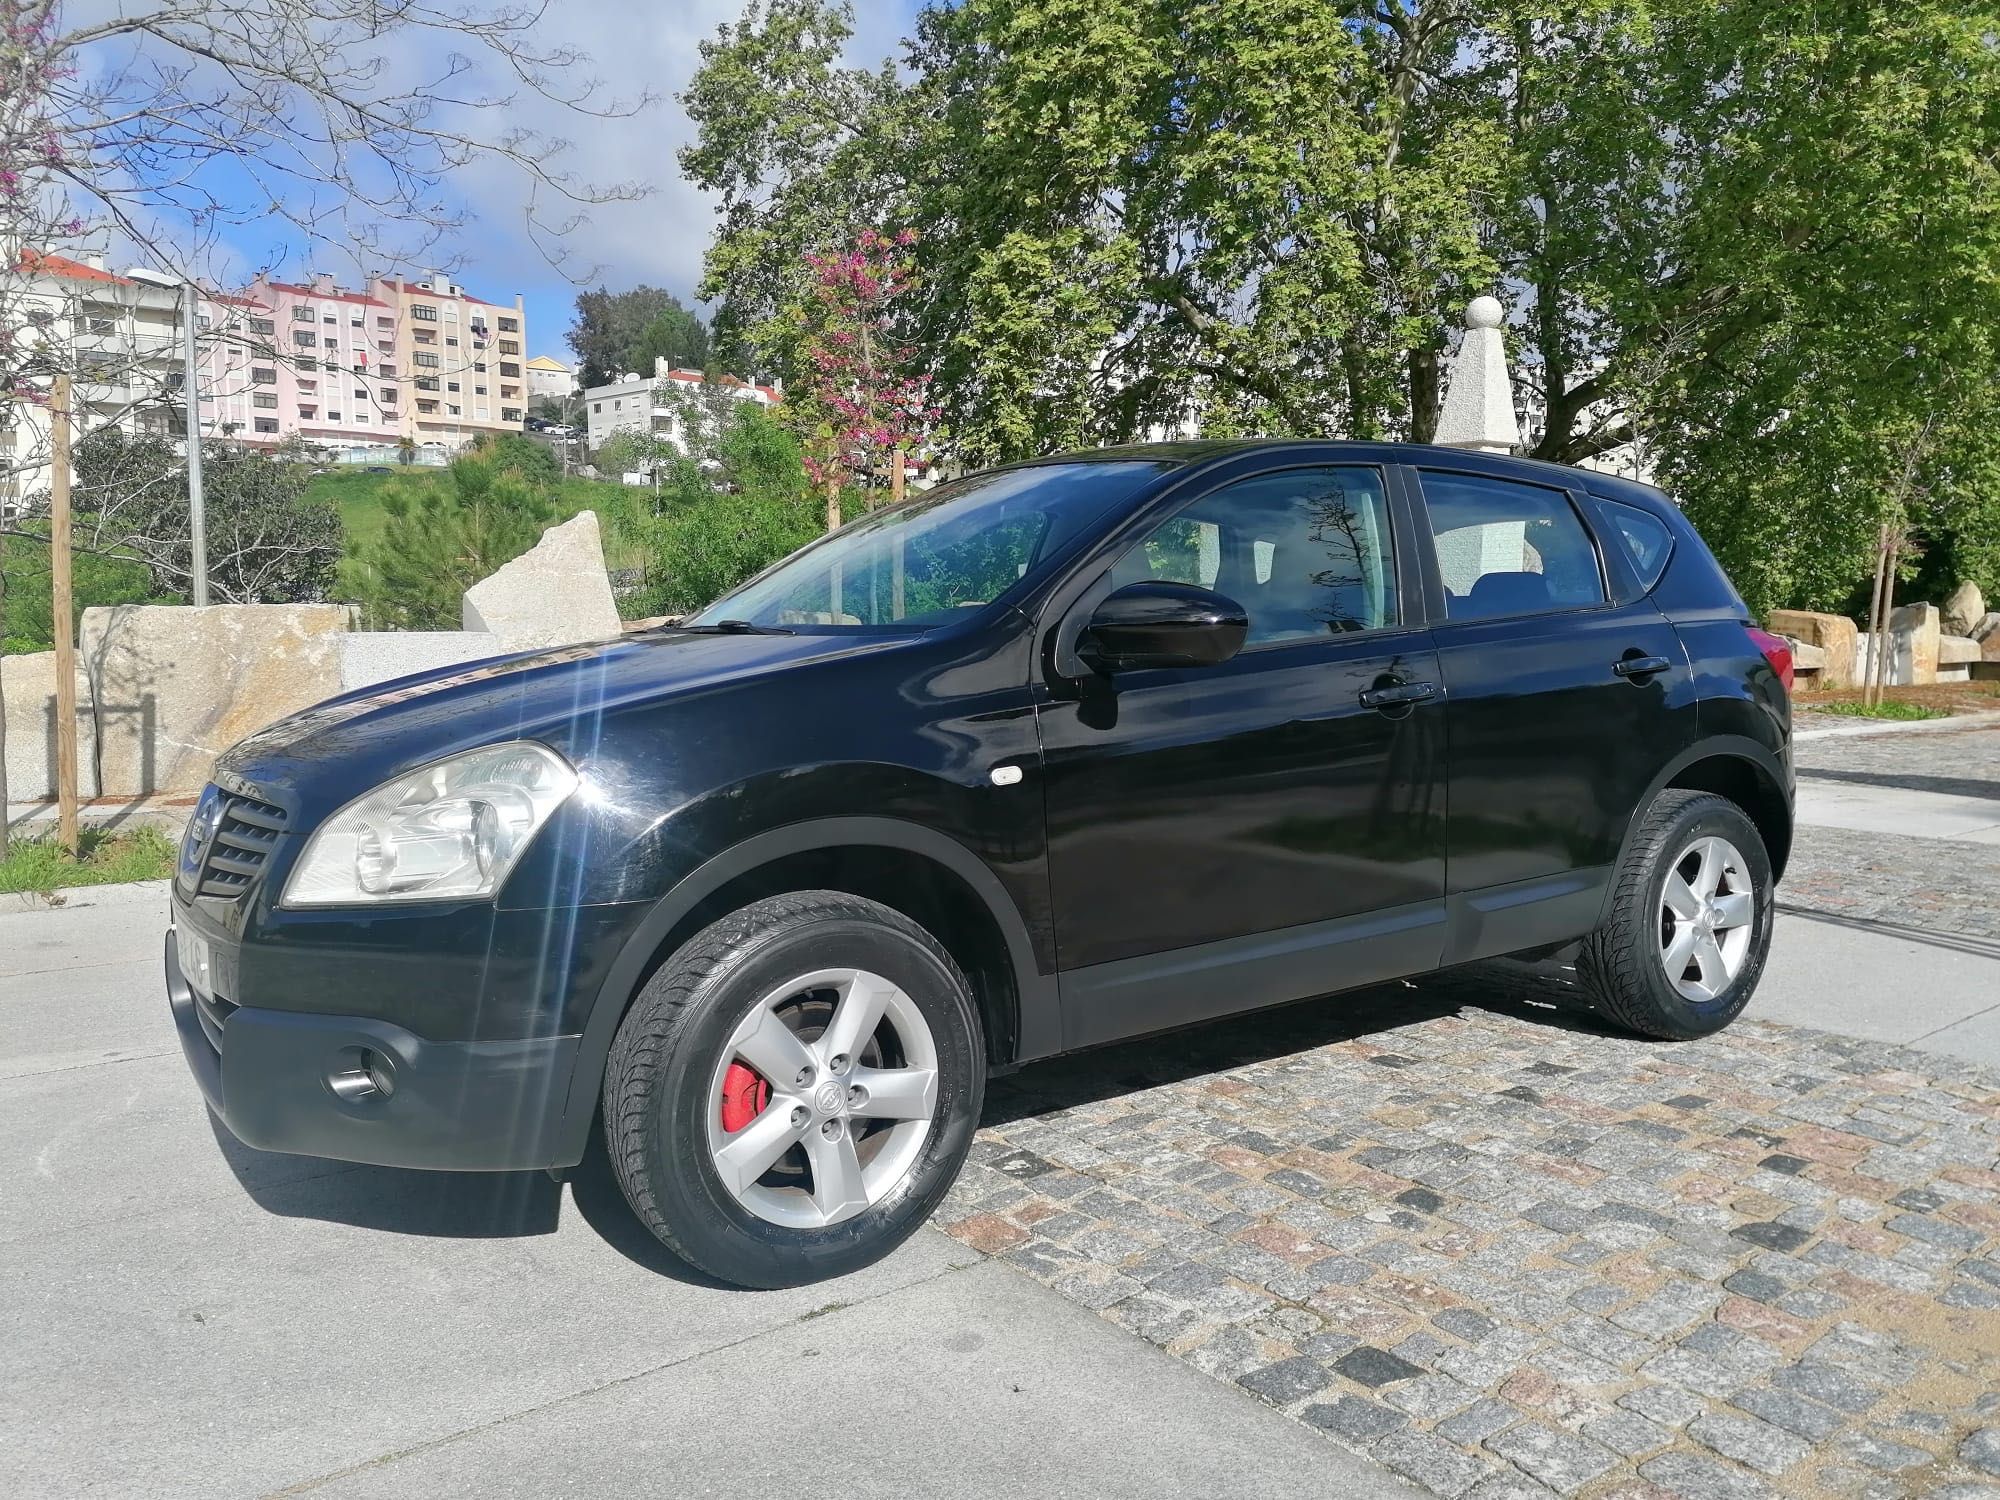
[81,603,350,796]
[1971,611,2000,645]
[1942,581,1987,637]
[1939,636,1981,665]
[1767,608,1857,688]
[339,631,503,692]
[1,651,99,802]
[1885,601,1941,685]
[461,511,621,653]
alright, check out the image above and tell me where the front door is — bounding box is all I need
[1410,465,1696,963]
[1037,464,1448,1049]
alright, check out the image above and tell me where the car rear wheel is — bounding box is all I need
[1578,790,1774,1040]
[604,891,984,1288]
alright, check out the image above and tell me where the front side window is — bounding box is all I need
[1109,467,1398,645]
[1421,471,1605,621]
[688,461,1171,632]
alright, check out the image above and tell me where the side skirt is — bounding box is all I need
[1442,866,1612,967]
[1057,900,1447,1052]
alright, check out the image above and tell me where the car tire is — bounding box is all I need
[603,891,985,1288]
[1578,790,1774,1041]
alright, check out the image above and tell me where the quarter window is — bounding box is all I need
[1110,467,1399,645]
[1420,471,1605,620]
[1601,500,1673,590]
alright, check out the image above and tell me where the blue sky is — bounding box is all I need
[70,0,921,367]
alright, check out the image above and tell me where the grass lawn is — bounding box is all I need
[0,826,177,895]
[1806,699,1951,721]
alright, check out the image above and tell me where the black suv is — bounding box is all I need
[166,440,1792,1287]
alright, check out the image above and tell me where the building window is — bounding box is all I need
[293,331,315,347]
[376,316,393,329]
[446,336,459,347]
[414,330,435,345]
[500,385,519,400]
[253,392,278,409]
[251,366,277,384]
[415,375,439,390]
[499,362,520,378]
[411,303,438,322]
[502,407,522,423]
[378,364,397,378]
[448,404,461,416]
[321,314,336,325]
[327,411,341,422]
[353,388,366,400]
[418,400,438,414]
[473,361,487,373]
[298,406,316,419]
[349,315,362,327]
[413,352,439,368]
[292,306,314,321]
[498,317,519,333]
[254,418,279,433]
[475,385,487,396]
[593,402,602,413]
[447,381,460,392]
[498,340,520,355]
[249,317,275,335]
[381,389,397,403]
[354,413,368,423]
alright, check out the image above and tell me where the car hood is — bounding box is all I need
[214,628,902,817]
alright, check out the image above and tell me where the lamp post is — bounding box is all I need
[182,281,208,605]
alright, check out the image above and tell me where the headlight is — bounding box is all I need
[282,742,578,907]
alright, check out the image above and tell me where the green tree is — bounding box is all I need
[628,404,820,617]
[354,457,558,630]
[684,0,2000,614]
[14,429,343,605]
[470,429,561,489]
[568,286,713,387]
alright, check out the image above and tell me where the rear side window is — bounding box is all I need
[1419,471,1606,621]
[1600,499,1674,590]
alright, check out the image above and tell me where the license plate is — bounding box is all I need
[174,924,214,998]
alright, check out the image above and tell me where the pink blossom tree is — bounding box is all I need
[792,229,938,530]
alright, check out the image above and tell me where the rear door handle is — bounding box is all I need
[1359,680,1438,710]
[1613,655,1672,680]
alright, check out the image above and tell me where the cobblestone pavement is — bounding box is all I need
[1795,723,2000,792]
[1783,825,2000,942]
[945,972,2000,1500]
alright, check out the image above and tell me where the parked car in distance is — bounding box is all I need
[165,440,1792,1288]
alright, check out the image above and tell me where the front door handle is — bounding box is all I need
[1359,680,1438,710]
[1612,655,1672,680]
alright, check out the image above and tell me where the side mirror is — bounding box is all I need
[1081,581,1248,670]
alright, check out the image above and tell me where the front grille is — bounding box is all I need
[194,792,288,900]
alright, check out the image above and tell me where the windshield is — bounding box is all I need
[686,461,1171,631]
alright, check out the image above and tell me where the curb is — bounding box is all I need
[0,878,173,916]
[1793,708,2000,743]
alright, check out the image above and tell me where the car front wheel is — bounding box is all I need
[1579,790,1775,1040]
[604,891,984,1288]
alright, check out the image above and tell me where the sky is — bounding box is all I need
[322,0,919,366]
[61,0,919,367]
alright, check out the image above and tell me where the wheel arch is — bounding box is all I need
[1618,737,1794,893]
[550,817,1055,1165]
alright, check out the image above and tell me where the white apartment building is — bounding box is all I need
[584,361,778,456]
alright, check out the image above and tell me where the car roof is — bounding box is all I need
[1029,438,1672,507]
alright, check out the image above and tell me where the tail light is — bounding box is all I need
[1746,627,1793,693]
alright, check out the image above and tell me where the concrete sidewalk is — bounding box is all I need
[0,899,1412,1500]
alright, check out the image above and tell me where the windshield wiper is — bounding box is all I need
[680,619,796,636]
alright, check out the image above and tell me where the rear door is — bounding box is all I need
[1038,462,1448,1049]
[1409,465,1696,963]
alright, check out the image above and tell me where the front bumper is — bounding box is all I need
[167,925,583,1172]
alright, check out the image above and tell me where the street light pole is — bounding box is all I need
[181,281,208,606]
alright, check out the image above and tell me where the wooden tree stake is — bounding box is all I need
[50,375,80,854]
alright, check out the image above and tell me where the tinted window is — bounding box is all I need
[1421,472,1605,620]
[1111,467,1398,645]
[1601,499,1673,590]
[688,461,1167,631]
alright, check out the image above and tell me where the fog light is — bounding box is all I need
[328,1047,396,1103]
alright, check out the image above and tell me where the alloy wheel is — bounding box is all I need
[1657,835,1756,1003]
[703,968,940,1229]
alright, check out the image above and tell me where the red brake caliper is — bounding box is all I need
[720,1062,771,1133]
